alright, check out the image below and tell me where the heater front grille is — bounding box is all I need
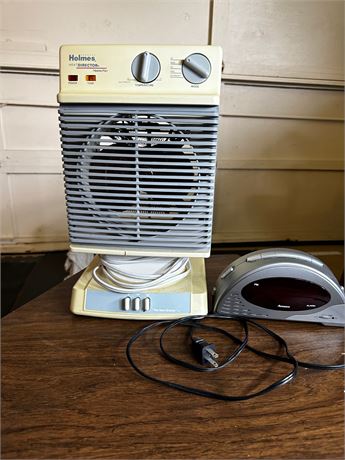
[59,104,219,253]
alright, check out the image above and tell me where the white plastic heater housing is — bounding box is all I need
[58,44,222,105]
[58,44,222,258]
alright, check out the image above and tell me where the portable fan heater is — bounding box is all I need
[58,44,222,319]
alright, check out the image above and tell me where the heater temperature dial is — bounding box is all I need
[131,52,160,83]
[182,53,211,84]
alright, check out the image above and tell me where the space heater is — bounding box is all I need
[58,44,222,319]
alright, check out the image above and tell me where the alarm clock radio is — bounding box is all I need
[214,248,345,326]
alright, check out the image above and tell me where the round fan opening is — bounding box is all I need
[76,114,204,240]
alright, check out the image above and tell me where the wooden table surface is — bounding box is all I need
[2,255,344,459]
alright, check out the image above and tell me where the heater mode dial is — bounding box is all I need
[182,53,211,84]
[131,52,160,83]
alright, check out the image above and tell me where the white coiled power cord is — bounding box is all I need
[92,255,191,293]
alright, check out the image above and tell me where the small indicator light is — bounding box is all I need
[68,75,78,81]
[86,75,96,81]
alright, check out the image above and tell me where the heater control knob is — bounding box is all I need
[131,52,160,83]
[182,53,211,84]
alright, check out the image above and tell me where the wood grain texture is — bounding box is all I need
[2,255,344,459]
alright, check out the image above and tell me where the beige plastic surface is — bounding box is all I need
[213,169,344,243]
[218,84,344,171]
[220,83,344,122]
[58,44,222,104]
[0,75,69,252]
[70,244,210,258]
[70,257,208,319]
[212,0,344,85]
[1,0,210,69]
[212,81,344,243]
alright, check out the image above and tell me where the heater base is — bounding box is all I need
[70,257,208,319]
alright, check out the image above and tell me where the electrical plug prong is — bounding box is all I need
[191,337,219,368]
[204,355,219,368]
[206,347,219,359]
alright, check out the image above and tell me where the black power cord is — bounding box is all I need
[159,317,249,372]
[126,315,345,401]
[126,314,345,401]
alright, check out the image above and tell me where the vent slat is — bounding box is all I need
[63,159,215,167]
[63,152,215,160]
[59,116,218,124]
[70,233,210,242]
[62,139,217,147]
[67,200,211,211]
[68,207,210,218]
[65,178,213,187]
[67,192,212,201]
[62,147,215,153]
[66,184,213,193]
[64,165,215,173]
[68,238,211,247]
[59,111,218,116]
[61,130,217,139]
[69,219,211,230]
[70,227,209,237]
[60,123,218,132]
[64,171,213,180]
